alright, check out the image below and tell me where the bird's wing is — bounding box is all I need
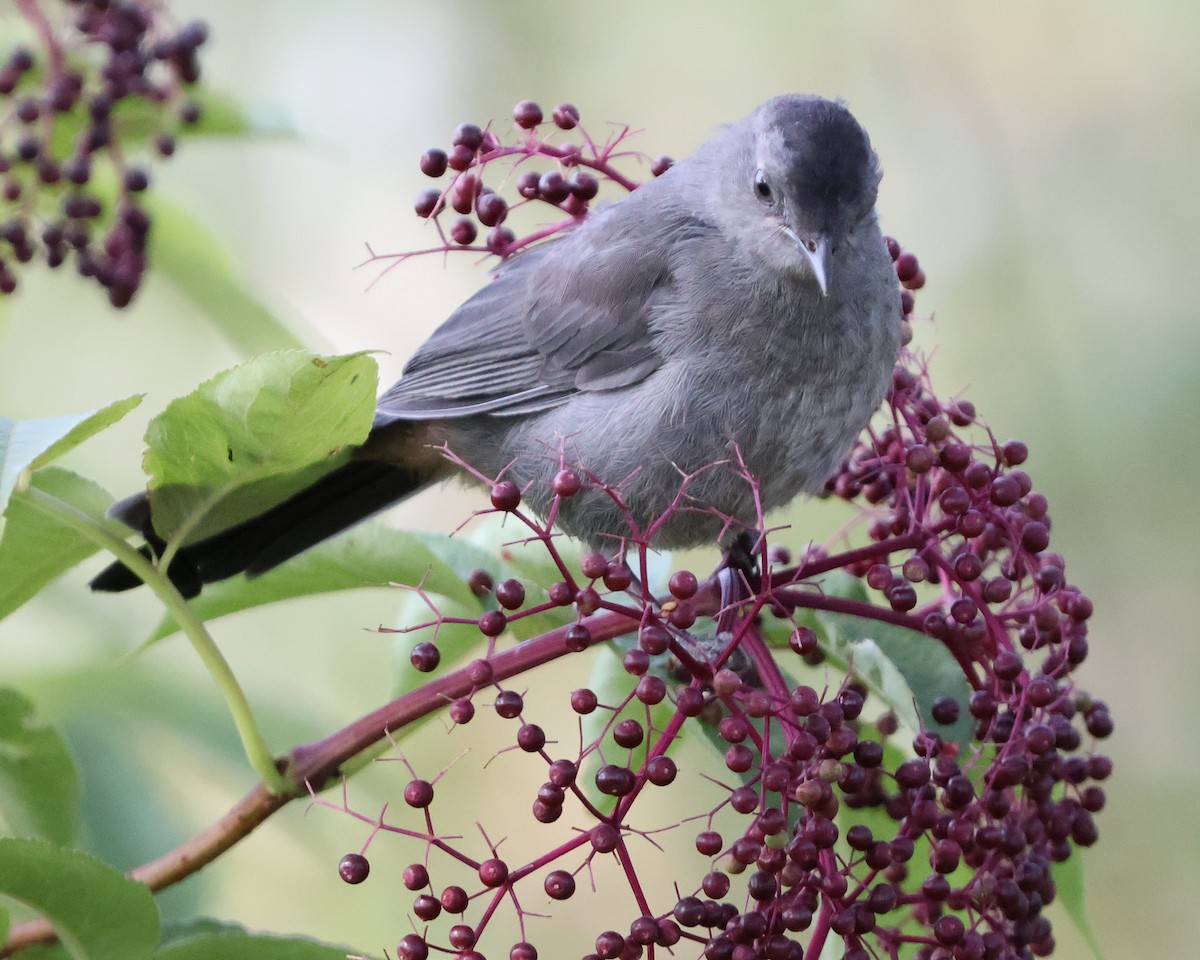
[375,200,709,423]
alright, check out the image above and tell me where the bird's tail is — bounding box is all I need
[89,459,427,598]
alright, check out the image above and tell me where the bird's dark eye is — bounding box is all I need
[754,170,773,204]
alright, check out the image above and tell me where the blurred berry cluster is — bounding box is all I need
[0,0,208,305]
[322,102,1109,960]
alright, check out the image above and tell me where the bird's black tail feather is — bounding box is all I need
[89,460,427,598]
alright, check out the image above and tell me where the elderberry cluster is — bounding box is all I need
[385,98,668,268]
[0,1,209,305]
[325,103,1108,960]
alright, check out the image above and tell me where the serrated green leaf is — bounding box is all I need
[1053,852,1104,959]
[0,469,117,621]
[153,928,352,960]
[0,838,159,960]
[0,397,142,516]
[147,193,306,354]
[0,690,79,845]
[144,351,377,542]
[149,522,478,642]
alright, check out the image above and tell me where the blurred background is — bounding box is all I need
[1,1,1196,957]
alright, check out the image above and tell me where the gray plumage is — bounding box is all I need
[92,94,902,596]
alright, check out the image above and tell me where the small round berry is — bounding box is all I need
[486,226,515,256]
[493,689,524,718]
[517,723,546,752]
[667,602,695,629]
[548,581,575,605]
[1021,520,1051,554]
[496,578,525,610]
[613,718,644,749]
[509,940,538,960]
[636,675,666,705]
[449,698,475,724]
[637,623,670,655]
[446,143,474,171]
[575,586,601,615]
[905,443,934,474]
[396,934,428,960]
[440,885,469,912]
[452,122,484,151]
[553,468,581,496]
[931,696,961,725]
[410,641,440,672]
[338,853,369,884]
[590,822,620,853]
[478,609,507,637]
[414,188,443,219]
[894,251,919,283]
[447,924,476,950]
[478,857,508,887]
[564,623,592,652]
[545,759,577,789]
[571,687,598,714]
[1002,439,1029,466]
[468,658,495,684]
[450,217,477,246]
[603,562,633,592]
[490,480,521,510]
[544,868,575,900]
[552,103,580,129]
[413,894,441,921]
[513,99,543,128]
[569,172,600,200]
[668,570,698,599]
[403,863,430,890]
[789,627,818,656]
[580,552,608,579]
[476,192,508,227]
[118,167,149,193]
[516,170,541,199]
[645,755,677,786]
[595,764,635,796]
[404,778,434,808]
[538,171,570,204]
[420,147,448,177]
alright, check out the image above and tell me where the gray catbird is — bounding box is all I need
[92,94,902,597]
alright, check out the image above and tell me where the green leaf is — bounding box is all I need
[113,87,293,143]
[0,838,159,960]
[1053,852,1104,959]
[0,469,117,621]
[0,690,79,845]
[144,351,377,542]
[0,397,143,515]
[148,522,479,641]
[809,573,974,746]
[153,928,352,959]
[147,193,306,355]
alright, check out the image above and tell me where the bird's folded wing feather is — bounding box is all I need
[374,203,710,423]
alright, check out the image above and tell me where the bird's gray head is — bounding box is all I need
[737,95,881,295]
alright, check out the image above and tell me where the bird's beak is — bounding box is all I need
[782,228,831,296]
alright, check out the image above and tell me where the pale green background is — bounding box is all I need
[1,2,1196,958]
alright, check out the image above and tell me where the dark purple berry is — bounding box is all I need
[513,100,543,128]
[419,148,448,178]
[552,103,580,129]
[338,853,369,884]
